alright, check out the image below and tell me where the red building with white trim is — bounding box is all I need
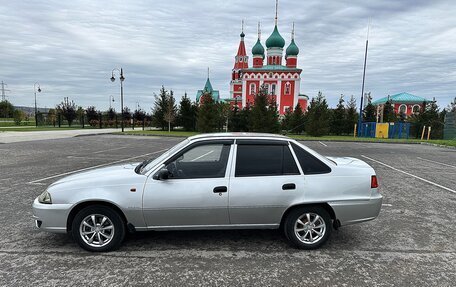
[229,9,307,115]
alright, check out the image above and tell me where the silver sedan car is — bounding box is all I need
[33,133,382,252]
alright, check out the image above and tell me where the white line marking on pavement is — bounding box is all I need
[382,203,393,207]
[29,149,168,184]
[361,155,456,194]
[92,146,128,154]
[417,157,456,168]
[319,141,328,147]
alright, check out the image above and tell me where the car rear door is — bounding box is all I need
[143,140,234,228]
[228,140,305,225]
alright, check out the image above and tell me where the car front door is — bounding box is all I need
[228,140,304,225]
[143,140,233,228]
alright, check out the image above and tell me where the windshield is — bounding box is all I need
[139,139,189,174]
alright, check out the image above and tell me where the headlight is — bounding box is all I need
[38,190,52,204]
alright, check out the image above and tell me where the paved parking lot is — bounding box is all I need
[0,135,455,286]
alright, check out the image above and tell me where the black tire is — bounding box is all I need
[284,206,332,250]
[71,205,125,252]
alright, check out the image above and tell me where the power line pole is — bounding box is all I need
[1,81,11,101]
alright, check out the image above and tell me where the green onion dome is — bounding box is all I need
[265,25,285,48]
[252,38,265,55]
[285,39,299,56]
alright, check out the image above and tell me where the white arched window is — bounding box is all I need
[412,104,420,114]
[239,57,243,62]
[264,84,269,94]
[285,82,291,95]
[399,104,407,114]
[250,83,256,95]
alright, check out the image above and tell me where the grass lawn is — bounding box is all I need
[122,130,199,137]
[119,130,456,147]
[0,126,97,132]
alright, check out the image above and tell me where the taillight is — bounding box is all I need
[371,175,379,188]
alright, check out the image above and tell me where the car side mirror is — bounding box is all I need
[153,169,170,180]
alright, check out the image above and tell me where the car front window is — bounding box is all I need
[140,139,189,174]
[163,143,231,179]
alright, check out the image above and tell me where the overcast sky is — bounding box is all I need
[1,0,455,111]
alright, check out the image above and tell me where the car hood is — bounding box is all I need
[48,163,143,190]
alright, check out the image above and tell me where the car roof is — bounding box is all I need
[188,132,290,142]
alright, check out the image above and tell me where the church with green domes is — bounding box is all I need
[229,1,308,115]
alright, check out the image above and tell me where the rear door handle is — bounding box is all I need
[213,186,228,193]
[282,183,296,190]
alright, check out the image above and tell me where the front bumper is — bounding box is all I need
[32,198,72,233]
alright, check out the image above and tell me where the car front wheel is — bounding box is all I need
[284,206,332,249]
[71,205,125,252]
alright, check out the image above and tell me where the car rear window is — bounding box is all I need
[235,144,300,177]
[290,142,331,175]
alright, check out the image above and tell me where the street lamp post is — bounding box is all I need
[109,95,115,109]
[34,82,41,128]
[111,68,125,132]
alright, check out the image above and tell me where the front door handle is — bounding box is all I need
[282,183,296,190]
[213,186,228,193]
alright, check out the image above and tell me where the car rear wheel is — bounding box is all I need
[284,206,332,249]
[71,205,125,252]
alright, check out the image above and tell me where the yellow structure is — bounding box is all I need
[375,123,389,138]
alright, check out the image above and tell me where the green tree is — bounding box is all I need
[382,99,396,122]
[306,91,330,136]
[363,97,377,122]
[106,107,116,121]
[76,107,85,126]
[122,107,132,127]
[85,106,99,126]
[408,100,444,139]
[231,103,251,132]
[178,93,197,131]
[86,106,98,122]
[197,92,217,133]
[47,108,56,126]
[423,101,443,139]
[36,112,45,126]
[267,100,281,133]
[330,95,345,135]
[164,91,177,132]
[239,106,251,132]
[446,97,456,112]
[344,95,358,134]
[281,108,293,132]
[290,103,305,134]
[249,86,280,133]
[133,108,146,121]
[13,109,24,125]
[215,102,230,132]
[0,100,15,118]
[57,99,77,127]
[152,86,171,130]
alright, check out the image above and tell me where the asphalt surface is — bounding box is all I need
[0,135,455,286]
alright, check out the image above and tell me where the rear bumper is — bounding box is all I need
[329,194,382,226]
[32,198,72,233]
